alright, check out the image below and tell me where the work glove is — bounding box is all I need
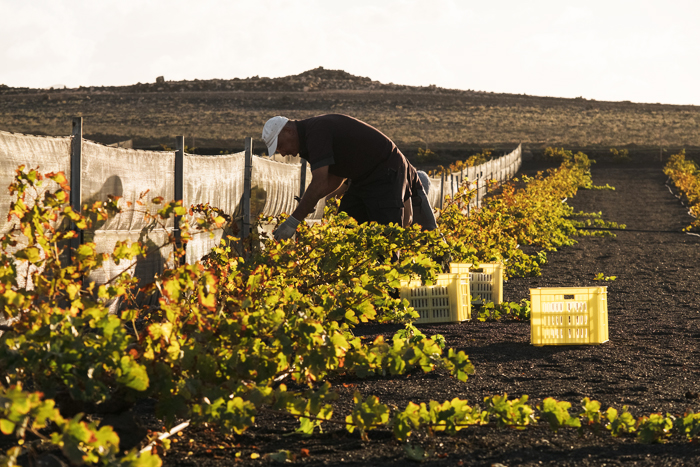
[273,215,300,241]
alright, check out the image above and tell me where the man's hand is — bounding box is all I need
[273,215,300,241]
[292,165,345,221]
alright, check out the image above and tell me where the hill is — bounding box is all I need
[2,67,699,160]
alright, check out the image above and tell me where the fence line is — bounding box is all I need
[425,144,522,211]
[0,119,521,300]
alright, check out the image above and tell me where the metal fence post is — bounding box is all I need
[299,159,307,199]
[466,167,472,215]
[242,137,253,238]
[467,177,471,216]
[439,172,445,210]
[476,176,480,208]
[69,117,83,261]
[496,158,500,187]
[175,136,185,265]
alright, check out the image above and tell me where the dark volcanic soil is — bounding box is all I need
[5,162,689,466]
[152,163,700,466]
[156,162,700,466]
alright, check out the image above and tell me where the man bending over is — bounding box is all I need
[262,114,435,241]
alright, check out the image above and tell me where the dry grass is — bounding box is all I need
[2,82,699,154]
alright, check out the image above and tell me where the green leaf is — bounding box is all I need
[117,356,149,391]
[637,413,674,443]
[121,309,138,322]
[484,394,534,429]
[267,450,293,463]
[119,449,163,467]
[540,397,581,432]
[297,417,315,435]
[0,419,16,435]
[95,425,120,445]
[580,397,602,425]
[606,406,636,436]
[393,403,422,442]
[404,444,428,462]
[112,241,143,262]
[162,279,181,301]
[76,243,96,260]
[15,247,42,264]
[66,283,81,300]
[198,290,216,310]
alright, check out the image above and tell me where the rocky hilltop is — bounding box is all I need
[1,67,454,95]
[1,67,699,155]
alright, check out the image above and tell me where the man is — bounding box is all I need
[325,168,437,231]
[262,114,435,240]
[405,168,438,231]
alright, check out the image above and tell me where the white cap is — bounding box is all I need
[262,116,289,156]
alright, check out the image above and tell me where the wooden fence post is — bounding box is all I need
[69,117,83,261]
[242,137,253,238]
[175,136,185,265]
[299,159,307,199]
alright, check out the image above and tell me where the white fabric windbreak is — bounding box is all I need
[183,151,245,264]
[82,140,176,232]
[186,230,224,265]
[253,156,325,220]
[426,175,442,209]
[0,128,522,315]
[184,152,245,220]
[252,156,304,218]
[0,131,72,235]
[421,144,522,215]
[85,230,173,288]
[0,131,72,326]
[0,131,72,295]
[81,140,177,296]
[180,153,323,264]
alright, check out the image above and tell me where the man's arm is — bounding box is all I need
[325,179,348,200]
[402,197,413,227]
[292,165,345,220]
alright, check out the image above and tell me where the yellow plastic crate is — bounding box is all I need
[450,262,503,305]
[400,273,471,324]
[530,287,609,346]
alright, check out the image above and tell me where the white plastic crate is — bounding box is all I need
[400,273,470,324]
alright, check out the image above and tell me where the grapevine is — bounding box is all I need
[0,153,668,466]
[663,150,700,231]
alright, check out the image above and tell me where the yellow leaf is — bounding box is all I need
[67,283,80,301]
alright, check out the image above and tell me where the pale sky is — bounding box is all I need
[2,0,699,105]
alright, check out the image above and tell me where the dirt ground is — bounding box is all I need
[150,160,700,466]
[3,160,698,466]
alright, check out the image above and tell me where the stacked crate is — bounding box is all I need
[400,272,470,324]
[450,262,503,305]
